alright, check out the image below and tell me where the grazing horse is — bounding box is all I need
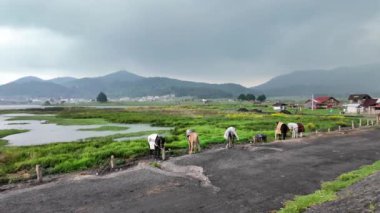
[297,123,305,138]
[288,123,299,138]
[253,134,267,143]
[186,129,201,154]
[224,127,239,149]
[147,134,166,160]
[288,123,305,138]
[275,122,289,140]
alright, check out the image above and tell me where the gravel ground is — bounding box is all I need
[0,128,380,213]
[307,171,380,213]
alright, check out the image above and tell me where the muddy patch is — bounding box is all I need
[145,181,184,196]
[144,162,220,193]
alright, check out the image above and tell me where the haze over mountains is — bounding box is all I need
[0,71,254,99]
[1,64,380,100]
[252,64,380,97]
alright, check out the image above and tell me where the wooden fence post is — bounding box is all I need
[36,165,43,183]
[352,121,355,129]
[339,126,341,132]
[367,119,369,126]
[110,155,115,169]
[371,120,374,126]
[328,128,331,133]
[359,119,362,127]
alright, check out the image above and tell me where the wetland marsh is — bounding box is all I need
[0,102,361,184]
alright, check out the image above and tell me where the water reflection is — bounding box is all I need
[0,114,170,146]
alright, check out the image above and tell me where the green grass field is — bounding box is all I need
[0,102,363,184]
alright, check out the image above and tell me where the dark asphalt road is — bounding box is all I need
[1,128,380,213]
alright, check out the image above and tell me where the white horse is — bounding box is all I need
[287,123,299,138]
[224,127,239,148]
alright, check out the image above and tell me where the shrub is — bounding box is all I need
[336,121,348,127]
[305,123,318,131]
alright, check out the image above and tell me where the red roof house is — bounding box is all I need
[360,99,379,114]
[304,96,340,109]
[361,99,378,108]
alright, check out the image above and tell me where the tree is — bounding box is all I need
[257,94,267,102]
[96,92,108,103]
[237,94,246,101]
[246,94,256,101]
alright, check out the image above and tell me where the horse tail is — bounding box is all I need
[196,135,201,151]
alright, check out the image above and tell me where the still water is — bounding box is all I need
[0,105,46,110]
[0,114,170,146]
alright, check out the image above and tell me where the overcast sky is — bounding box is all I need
[0,0,379,86]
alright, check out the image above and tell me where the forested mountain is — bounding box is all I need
[0,71,256,99]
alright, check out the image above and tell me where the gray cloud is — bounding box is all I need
[0,0,379,86]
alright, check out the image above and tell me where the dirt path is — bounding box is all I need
[1,129,380,213]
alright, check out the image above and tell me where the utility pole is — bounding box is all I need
[311,94,314,111]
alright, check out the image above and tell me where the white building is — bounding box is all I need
[343,104,361,114]
[272,103,287,111]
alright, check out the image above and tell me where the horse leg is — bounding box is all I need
[189,141,193,154]
[150,150,154,159]
[154,147,158,159]
[161,148,165,160]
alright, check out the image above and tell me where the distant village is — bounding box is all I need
[273,94,380,115]
[0,94,178,105]
[2,93,380,116]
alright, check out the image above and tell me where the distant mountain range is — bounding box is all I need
[0,71,255,99]
[252,64,380,98]
[2,64,380,100]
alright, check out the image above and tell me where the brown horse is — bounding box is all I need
[297,123,305,138]
[187,132,201,154]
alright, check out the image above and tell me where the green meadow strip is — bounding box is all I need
[0,129,29,138]
[278,160,380,213]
